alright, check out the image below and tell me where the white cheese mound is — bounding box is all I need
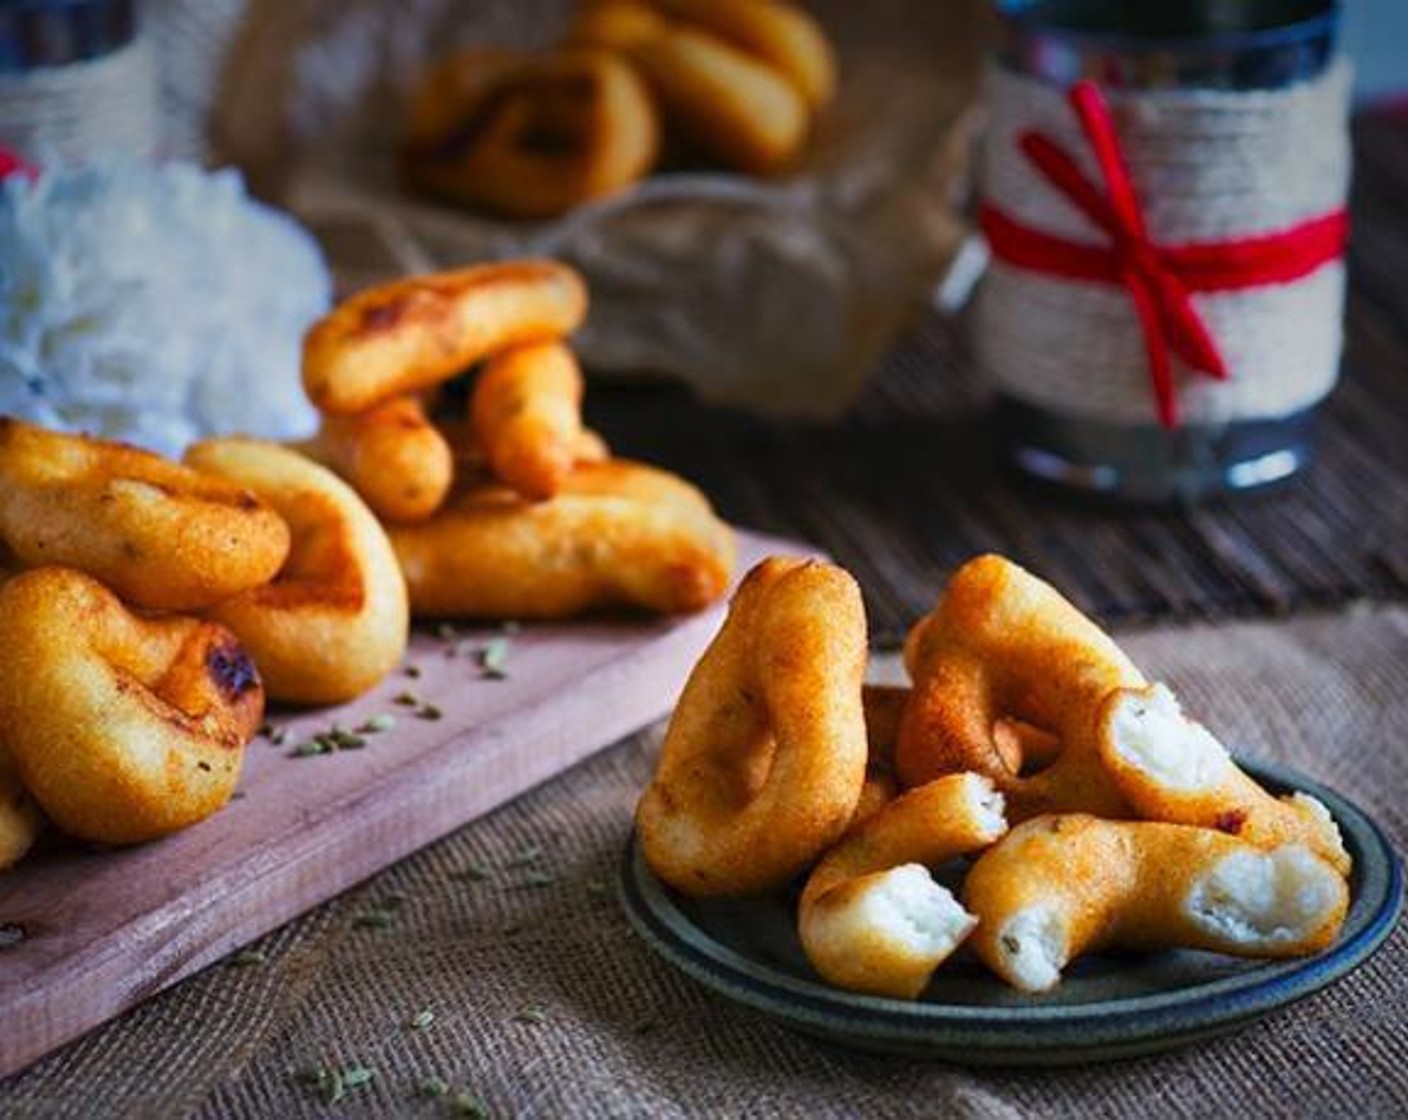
[0,161,329,456]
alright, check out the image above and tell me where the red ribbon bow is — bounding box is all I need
[0,147,37,182]
[980,80,1348,428]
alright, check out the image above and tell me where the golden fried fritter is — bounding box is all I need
[636,556,866,896]
[185,440,409,705]
[0,568,261,844]
[389,458,734,619]
[0,417,289,612]
[303,262,587,415]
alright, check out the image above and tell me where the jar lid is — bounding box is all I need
[0,0,137,74]
[995,0,1340,90]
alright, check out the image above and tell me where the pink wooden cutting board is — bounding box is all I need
[0,528,798,1078]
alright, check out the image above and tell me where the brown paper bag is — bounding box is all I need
[211,0,987,418]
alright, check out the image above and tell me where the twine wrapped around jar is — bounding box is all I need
[976,59,1352,429]
[0,37,159,163]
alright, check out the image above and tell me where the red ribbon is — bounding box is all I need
[980,80,1349,428]
[0,147,37,182]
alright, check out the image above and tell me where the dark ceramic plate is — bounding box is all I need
[620,758,1402,1065]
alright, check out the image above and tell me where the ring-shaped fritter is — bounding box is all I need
[0,567,262,844]
[800,772,1007,999]
[964,814,1349,993]
[636,556,868,896]
[302,261,587,415]
[184,440,409,705]
[388,458,734,620]
[628,27,809,175]
[405,49,660,221]
[297,396,454,523]
[0,417,289,612]
[1097,684,1350,875]
[0,747,44,870]
[649,0,836,109]
[470,340,585,501]
[897,554,1146,820]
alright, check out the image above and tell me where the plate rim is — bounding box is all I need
[619,756,1403,1057]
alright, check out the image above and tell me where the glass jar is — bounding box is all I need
[0,0,159,164]
[980,0,1347,502]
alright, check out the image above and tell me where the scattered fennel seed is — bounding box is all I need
[417,1076,450,1098]
[506,843,542,867]
[512,1004,548,1025]
[334,734,367,751]
[521,869,555,888]
[228,948,266,968]
[417,704,443,721]
[452,1093,491,1118]
[408,1009,435,1030]
[478,637,511,679]
[404,664,422,679]
[393,691,420,707]
[340,1067,375,1090]
[359,713,396,734]
[355,909,396,930]
[294,1066,351,1105]
[436,623,460,642]
[289,740,329,758]
[453,860,490,882]
[585,878,609,897]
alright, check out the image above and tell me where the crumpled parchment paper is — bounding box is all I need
[213,0,986,419]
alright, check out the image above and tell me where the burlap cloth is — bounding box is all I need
[4,604,1406,1117]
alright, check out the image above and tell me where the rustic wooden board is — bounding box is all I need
[0,529,792,1079]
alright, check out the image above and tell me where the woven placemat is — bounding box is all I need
[588,115,1408,648]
